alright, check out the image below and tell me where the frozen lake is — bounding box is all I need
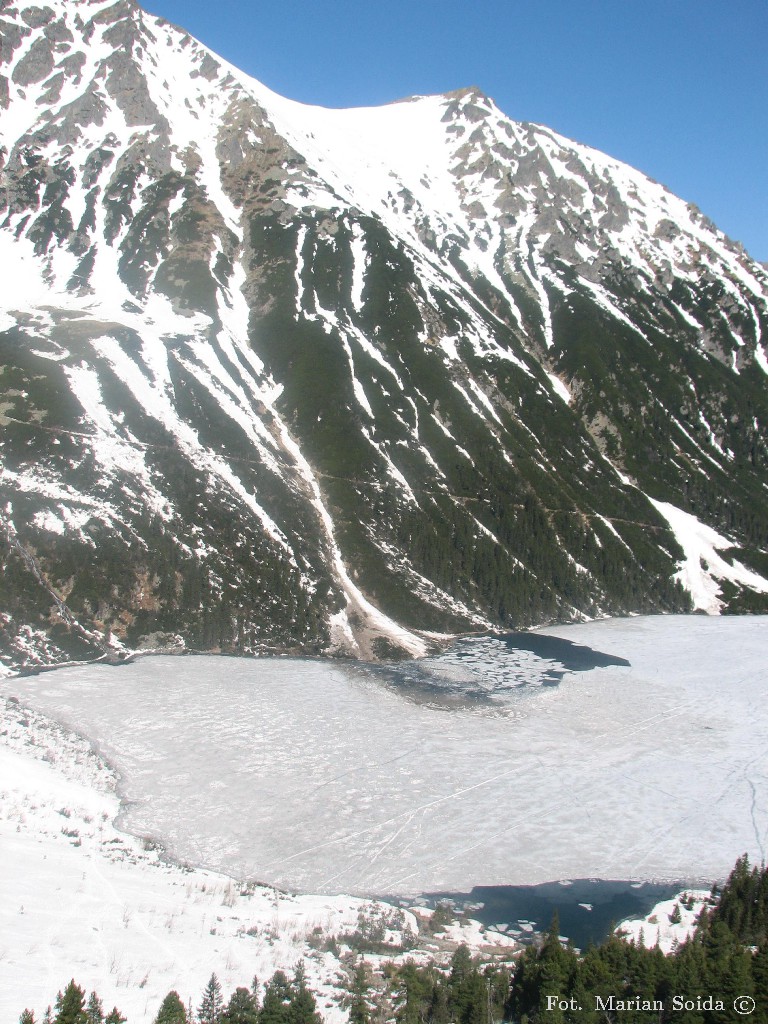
[4,615,767,894]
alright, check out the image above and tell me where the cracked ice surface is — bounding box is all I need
[5,616,768,894]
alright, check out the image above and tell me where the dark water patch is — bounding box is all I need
[497,632,631,672]
[397,878,688,949]
[366,631,631,707]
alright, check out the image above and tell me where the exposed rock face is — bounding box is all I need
[1,0,767,674]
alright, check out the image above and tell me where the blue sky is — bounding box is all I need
[145,0,767,261]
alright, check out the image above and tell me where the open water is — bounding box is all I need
[403,878,684,948]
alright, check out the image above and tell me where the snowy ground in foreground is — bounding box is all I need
[0,699,517,1023]
[3,616,767,901]
[0,699,374,1022]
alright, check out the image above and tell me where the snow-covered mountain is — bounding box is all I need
[2,0,768,672]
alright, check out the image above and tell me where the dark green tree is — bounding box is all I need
[55,981,87,1024]
[455,972,487,1024]
[446,947,488,1024]
[702,920,754,1024]
[395,960,434,1024]
[85,993,104,1024]
[711,854,768,945]
[199,975,224,1024]
[507,915,577,1024]
[104,1011,126,1024]
[290,963,321,1024]
[222,988,259,1024]
[259,971,293,1024]
[668,938,707,1024]
[427,982,449,1024]
[448,946,474,991]
[753,941,768,1024]
[347,963,371,1024]
[154,991,188,1024]
[19,1011,36,1024]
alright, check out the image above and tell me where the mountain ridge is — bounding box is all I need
[1,0,767,674]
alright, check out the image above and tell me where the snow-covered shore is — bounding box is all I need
[0,698,516,1022]
[0,699,397,1022]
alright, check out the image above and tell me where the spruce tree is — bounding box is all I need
[347,963,371,1024]
[456,973,487,1024]
[259,971,293,1024]
[447,947,479,1024]
[85,993,104,1024]
[507,915,577,1024]
[396,960,434,1024]
[154,991,188,1024]
[753,941,768,1024]
[221,987,258,1024]
[428,983,449,1024]
[449,945,474,989]
[104,1011,126,1024]
[290,963,321,1024]
[669,938,707,1022]
[198,975,224,1024]
[19,1011,36,1024]
[55,981,87,1024]
[703,921,754,1022]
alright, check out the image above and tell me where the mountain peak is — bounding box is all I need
[443,84,492,104]
[441,84,497,121]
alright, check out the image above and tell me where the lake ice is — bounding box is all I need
[5,615,767,894]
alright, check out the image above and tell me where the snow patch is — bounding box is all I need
[648,498,768,613]
[617,890,712,954]
[545,372,571,404]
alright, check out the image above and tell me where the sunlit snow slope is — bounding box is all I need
[2,0,768,672]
